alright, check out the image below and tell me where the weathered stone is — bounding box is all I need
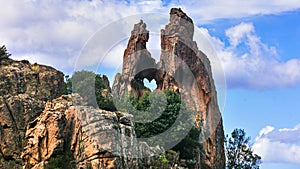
[21,94,164,169]
[0,59,65,169]
[158,8,225,169]
[0,59,64,101]
[112,20,157,98]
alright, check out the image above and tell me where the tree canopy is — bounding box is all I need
[66,70,116,111]
[0,45,11,60]
[121,90,200,159]
[225,128,261,169]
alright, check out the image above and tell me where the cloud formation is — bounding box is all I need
[176,0,300,23]
[253,124,300,164]
[201,22,300,89]
[0,0,145,70]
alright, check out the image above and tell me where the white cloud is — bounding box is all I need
[200,22,300,89]
[0,0,148,71]
[253,124,300,164]
[258,126,275,137]
[225,22,255,47]
[175,0,300,24]
[102,42,127,68]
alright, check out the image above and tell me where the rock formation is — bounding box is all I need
[113,8,225,169]
[158,8,225,168]
[0,59,65,168]
[0,7,225,169]
[21,94,130,169]
[113,20,157,98]
[21,94,164,169]
[0,58,164,169]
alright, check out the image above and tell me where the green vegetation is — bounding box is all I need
[146,150,180,169]
[64,75,72,94]
[0,45,12,65]
[225,128,261,169]
[0,45,11,60]
[118,90,200,160]
[158,154,169,164]
[66,70,116,111]
[172,126,201,159]
[0,158,22,169]
[45,151,75,169]
[131,90,184,138]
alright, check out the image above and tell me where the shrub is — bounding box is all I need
[45,151,75,169]
[0,45,11,60]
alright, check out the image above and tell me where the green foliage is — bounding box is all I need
[67,70,116,111]
[132,90,184,138]
[172,126,201,159]
[0,158,21,169]
[123,90,199,160]
[64,75,72,94]
[7,160,17,168]
[158,154,169,164]
[94,74,116,111]
[225,129,261,169]
[70,70,96,106]
[0,45,11,60]
[45,151,75,169]
[154,151,180,169]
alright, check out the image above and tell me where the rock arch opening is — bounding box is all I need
[143,78,157,91]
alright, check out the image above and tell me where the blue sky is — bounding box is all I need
[1,0,300,168]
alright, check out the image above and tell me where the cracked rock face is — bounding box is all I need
[0,59,164,169]
[0,59,64,101]
[0,59,65,168]
[21,94,164,169]
[159,8,225,169]
[113,20,157,98]
[113,8,225,169]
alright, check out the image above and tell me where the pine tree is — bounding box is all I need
[225,129,261,169]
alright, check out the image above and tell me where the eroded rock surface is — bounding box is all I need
[113,20,156,98]
[22,94,164,169]
[158,8,225,169]
[0,59,64,101]
[0,59,65,168]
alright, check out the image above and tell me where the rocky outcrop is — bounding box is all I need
[113,20,157,98]
[158,8,225,168]
[0,59,64,101]
[21,94,164,169]
[0,57,168,169]
[0,59,65,168]
[113,8,225,169]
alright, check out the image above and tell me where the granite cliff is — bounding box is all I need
[0,58,65,168]
[21,94,164,169]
